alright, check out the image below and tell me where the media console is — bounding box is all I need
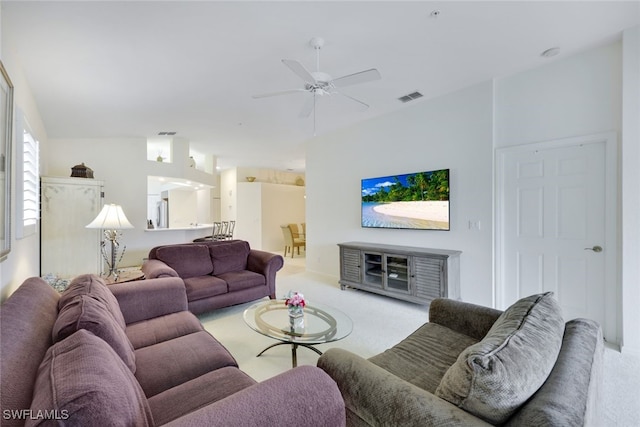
[338,242,461,305]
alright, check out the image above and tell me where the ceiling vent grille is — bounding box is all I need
[398,91,423,103]
[158,131,177,136]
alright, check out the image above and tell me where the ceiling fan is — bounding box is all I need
[252,37,382,133]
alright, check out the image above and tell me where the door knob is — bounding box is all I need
[584,245,603,253]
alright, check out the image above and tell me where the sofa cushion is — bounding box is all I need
[134,330,238,397]
[435,292,564,424]
[148,366,257,425]
[184,275,228,301]
[28,329,153,427]
[155,244,214,279]
[59,274,126,329]
[218,270,266,293]
[369,322,479,393]
[209,241,250,275]
[1,278,60,424]
[53,295,136,373]
[126,311,204,349]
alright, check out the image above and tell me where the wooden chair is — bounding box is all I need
[281,225,305,258]
[288,223,305,240]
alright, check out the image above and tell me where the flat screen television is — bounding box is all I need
[361,169,450,230]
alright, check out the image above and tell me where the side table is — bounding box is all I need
[103,269,145,285]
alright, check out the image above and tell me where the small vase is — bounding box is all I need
[288,305,304,329]
[288,305,303,317]
[288,305,304,327]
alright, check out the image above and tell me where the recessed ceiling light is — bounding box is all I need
[541,47,560,58]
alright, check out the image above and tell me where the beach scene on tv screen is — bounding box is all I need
[361,170,450,230]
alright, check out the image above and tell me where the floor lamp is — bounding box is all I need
[86,204,134,280]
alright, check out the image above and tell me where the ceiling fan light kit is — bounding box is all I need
[253,36,382,135]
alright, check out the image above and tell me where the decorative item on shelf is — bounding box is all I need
[147,219,154,229]
[86,204,134,281]
[295,177,305,186]
[188,156,196,168]
[285,291,306,327]
[156,151,164,162]
[70,162,94,178]
[246,176,256,182]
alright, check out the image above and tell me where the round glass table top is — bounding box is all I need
[243,299,353,345]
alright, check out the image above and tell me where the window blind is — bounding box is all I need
[21,128,39,236]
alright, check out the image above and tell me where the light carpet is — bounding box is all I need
[198,255,640,426]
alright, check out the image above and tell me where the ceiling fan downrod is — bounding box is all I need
[310,36,324,73]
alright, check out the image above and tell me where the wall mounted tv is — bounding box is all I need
[361,169,450,230]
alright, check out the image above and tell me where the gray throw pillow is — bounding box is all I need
[435,292,564,424]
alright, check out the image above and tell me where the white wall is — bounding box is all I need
[494,42,622,147]
[0,38,49,299]
[306,81,495,306]
[45,138,217,267]
[168,189,198,228]
[261,183,305,252]
[235,182,261,247]
[235,182,305,252]
[621,27,640,355]
[307,38,638,350]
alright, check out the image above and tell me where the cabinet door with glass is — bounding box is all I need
[363,252,410,294]
[384,254,410,294]
[362,252,384,288]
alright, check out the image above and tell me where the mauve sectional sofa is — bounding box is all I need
[1,274,345,426]
[142,240,283,315]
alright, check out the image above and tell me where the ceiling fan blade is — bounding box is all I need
[282,59,317,83]
[337,92,370,111]
[332,68,381,88]
[299,94,315,118]
[252,89,306,99]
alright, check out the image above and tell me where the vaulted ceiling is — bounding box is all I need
[3,1,638,170]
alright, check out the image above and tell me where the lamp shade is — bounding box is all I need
[86,204,134,229]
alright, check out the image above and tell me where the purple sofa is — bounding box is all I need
[0,274,345,426]
[142,240,283,315]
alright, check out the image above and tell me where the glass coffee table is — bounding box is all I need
[243,300,352,367]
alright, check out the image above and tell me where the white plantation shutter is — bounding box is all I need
[23,130,39,228]
[16,113,40,239]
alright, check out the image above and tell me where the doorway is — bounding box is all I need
[495,132,618,344]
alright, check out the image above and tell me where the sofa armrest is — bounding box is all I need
[164,366,345,427]
[428,298,502,341]
[247,249,284,298]
[109,277,188,325]
[317,348,492,427]
[142,258,179,279]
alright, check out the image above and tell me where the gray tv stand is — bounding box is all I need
[338,242,461,305]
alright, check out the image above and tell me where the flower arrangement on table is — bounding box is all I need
[285,291,306,318]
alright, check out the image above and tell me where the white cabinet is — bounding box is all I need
[40,177,104,278]
[338,242,461,305]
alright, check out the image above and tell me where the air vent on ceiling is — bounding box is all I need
[398,91,423,103]
[158,131,177,136]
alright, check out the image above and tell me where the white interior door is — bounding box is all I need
[496,133,617,343]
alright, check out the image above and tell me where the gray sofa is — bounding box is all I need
[318,293,603,426]
[1,274,345,426]
[142,240,283,315]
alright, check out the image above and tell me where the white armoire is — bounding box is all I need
[40,176,104,278]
